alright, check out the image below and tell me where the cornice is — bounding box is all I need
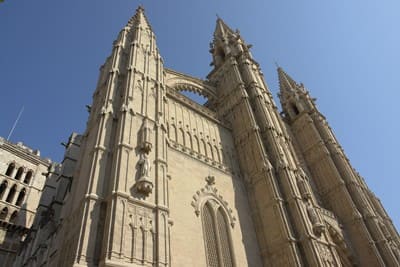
[0,139,52,166]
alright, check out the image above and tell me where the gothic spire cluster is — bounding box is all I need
[13,7,399,267]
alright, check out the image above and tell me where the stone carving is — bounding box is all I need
[379,221,392,240]
[390,242,400,262]
[138,153,151,178]
[307,204,325,237]
[135,119,153,195]
[297,178,311,200]
[205,175,215,185]
[277,143,289,168]
[297,168,311,200]
[317,243,335,265]
[191,176,236,227]
[140,118,152,153]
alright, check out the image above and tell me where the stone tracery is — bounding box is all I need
[191,176,236,228]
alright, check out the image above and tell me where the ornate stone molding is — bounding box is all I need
[191,176,236,227]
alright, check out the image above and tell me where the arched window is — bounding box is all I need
[0,181,7,200]
[216,208,234,266]
[291,103,300,116]
[15,167,24,180]
[15,188,26,206]
[24,171,33,184]
[202,200,235,267]
[6,185,17,203]
[0,207,8,220]
[203,203,219,267]
[10,211,18,223]
[5,163,15,176]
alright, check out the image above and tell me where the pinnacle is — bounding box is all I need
[214,17,236,40]
[126,5,153,31]
[277,67,298,94]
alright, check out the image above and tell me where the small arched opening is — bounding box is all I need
[0,181,7,200]
[15,167,24,180]
[214,47,226,66]
[5,163,15,176]
[0,207,8,220]
[15,188,26,206]
[291,103,300,116]
[6,184,17,203]
[24,171,33,184]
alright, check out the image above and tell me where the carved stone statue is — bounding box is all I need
[136,152,153,196]
[307,204,325,236]
[138,152,151,178]
[297,178,311,200]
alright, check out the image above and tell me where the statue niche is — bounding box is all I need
[135,119,153,195]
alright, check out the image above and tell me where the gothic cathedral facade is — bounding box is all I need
[16,7,400,267]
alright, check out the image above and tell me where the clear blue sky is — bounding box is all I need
[1,1,399,229]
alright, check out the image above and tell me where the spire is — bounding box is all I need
[210,17,242,68]
[277,67,316,119]
[122,5,160,56]
[214,17,236,41]
[277,67,299,94]
[126,5,153,31]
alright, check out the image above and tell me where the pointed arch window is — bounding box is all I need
[201,200,235,267]
[24,171,33,184]
[0,180,7,200]
[217,208,234,266]
[291,103,300,116]
[5,163,15,176]
[15,188,26,206]
[15,167,24,180]
[6,184,17,203]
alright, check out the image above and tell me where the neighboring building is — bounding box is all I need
[0,137,52,266]
[15,6,400,267]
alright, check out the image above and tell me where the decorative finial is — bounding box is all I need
[206,175,215,185]
[274,61,280,68]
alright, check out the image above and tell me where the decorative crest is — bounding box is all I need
[191,176,236,227]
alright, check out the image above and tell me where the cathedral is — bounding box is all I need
[12,6,400,267]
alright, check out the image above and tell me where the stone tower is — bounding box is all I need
[15,6,399,267]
